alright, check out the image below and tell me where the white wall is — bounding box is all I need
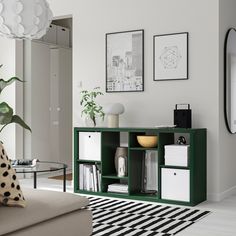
[0,38,16,159]
[48,0,221,199]
[219,0,236,200]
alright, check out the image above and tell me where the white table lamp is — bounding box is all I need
[104,103,125,128]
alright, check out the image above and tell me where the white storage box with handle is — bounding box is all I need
[79,132,101,161]
[42,24,57,44]
[164,145,189,167]
[57,25,70,47]
[161,168,190,202]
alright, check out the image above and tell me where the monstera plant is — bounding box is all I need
[0,65,31,133]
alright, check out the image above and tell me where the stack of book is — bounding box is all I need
[79,164,101,192]
[11,159,39,168]
[107,183,128,194]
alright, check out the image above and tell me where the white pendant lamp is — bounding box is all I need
[0,0,53,40]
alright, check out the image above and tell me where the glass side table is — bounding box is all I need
[14,161,68,192]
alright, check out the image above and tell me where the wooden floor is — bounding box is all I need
[19,176,236,236]
[178,195,236,236]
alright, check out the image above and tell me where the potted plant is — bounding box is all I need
[80,87,104,127]
[0,64,31,133]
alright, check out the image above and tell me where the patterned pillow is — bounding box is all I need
[0,142,26,207]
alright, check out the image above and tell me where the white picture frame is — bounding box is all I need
[154,32,189,81]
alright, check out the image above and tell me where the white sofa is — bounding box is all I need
[0,189,93,236]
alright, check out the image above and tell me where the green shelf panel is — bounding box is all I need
[159,165,190,170]
[158,198,194,206]
[102,174,128,180]
[129,147,158,151]
[77,159,101,164]
[130,193,159,200]
[74,127,205,133]
[77,190,104,195]
[77,190,129,198]
[105,192,129,197]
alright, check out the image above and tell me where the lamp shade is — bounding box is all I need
[0,0,53,40]
[103,103,125,115]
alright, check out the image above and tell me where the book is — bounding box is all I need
[80,163,101,192]
[89,166,94,191]
[108,183,128,193]
[92,165,98,192]
[11,159,38,168]
[79,164,84,190]
[97,169,101,192]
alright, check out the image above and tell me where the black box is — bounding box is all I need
[174,104,192,128]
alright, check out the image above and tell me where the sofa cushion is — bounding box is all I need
[0,188,89,235]
[0,143,26,207]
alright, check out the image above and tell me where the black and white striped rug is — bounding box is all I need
[88,197,210,236]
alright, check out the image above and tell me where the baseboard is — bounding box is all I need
[207,185,236,201]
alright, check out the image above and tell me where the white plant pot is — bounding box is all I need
[85,116,96,127]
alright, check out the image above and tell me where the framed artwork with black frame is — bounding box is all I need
[106,29,144,92]
[153,32,189,81]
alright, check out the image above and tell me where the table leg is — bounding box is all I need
[34,172,37,189]
[63,168,66,192]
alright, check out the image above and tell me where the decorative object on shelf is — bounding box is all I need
[114,147,128,177]
[224,28,236,134]
[141,150,158,194]
[174,104,192,128]
[106,29,144,92]
[80,87,104,127]
[117,156,127,177]
[0,0,53,40]
[153,32,188,81]
[0,65,31,133]
[176,136,187,145]
[137,135,158,148]
[103,103,125,128]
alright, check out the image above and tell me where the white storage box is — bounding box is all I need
[57,26,70,47]
[79,132,101,161]
[164,145,189,167]
[42,24,57,44]
[161,168,190,202]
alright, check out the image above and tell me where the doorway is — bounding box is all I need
[19,17,73,170]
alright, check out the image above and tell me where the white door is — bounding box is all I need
[24,41,51,162]
[50,48,72,167]
[24,41,72,168]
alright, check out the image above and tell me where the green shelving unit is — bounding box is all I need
[74,127,207,206]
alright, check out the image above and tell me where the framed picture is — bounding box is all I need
[153,32,188,81]
[106,29,144,92]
